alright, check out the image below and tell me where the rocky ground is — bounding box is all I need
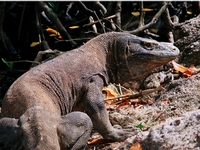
[87,15,200,150]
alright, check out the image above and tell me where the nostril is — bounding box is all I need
[172,47,177,51]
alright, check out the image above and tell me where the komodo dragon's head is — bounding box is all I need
[110,33,180,83]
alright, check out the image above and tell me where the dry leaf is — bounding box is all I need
[30,42,40,47]
[49,34,62,40]
[131,12,140,16]
[172,61,198,77]
[103,87,119,98]
[187,11,192,15]
[143,8,154,12]
[117,101,131,109]
[69,26,80,29]
[129,141,142,150]
[46,27,62,39]
[149,28,158,34]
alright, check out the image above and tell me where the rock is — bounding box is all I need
[118,109,200,150]
[142,71,176,89]
[174,14,200,66]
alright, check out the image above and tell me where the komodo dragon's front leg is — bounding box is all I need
[80,75,130,141]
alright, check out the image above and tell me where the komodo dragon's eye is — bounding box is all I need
[142,41,157,50]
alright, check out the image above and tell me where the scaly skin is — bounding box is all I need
[0,32,179,149]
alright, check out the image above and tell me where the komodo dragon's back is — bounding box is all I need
[0,32,179,150]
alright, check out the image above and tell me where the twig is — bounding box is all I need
[77,1,94,15]
[94,11,106,33]
[35,2,42,51]
[55,37,93,43]
[83,14,117,27]
[5,60,40,65]
[18,2,26,41]
[104,85,164,102]
[118,83,122,95]
[144,30,160,38]
[65,2,74,20]
[95,1,107,15]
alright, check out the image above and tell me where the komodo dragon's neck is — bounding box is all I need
[81,32,124,83]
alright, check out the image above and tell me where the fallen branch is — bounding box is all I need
[104,85,164,102]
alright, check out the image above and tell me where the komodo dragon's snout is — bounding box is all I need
[0,32,179,150]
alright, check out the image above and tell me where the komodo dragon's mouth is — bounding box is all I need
[132,53,178,63]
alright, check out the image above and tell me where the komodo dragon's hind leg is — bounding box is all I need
[18,106,61,150]
[19,106,92,150]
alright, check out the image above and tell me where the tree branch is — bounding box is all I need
[138,1,144,27]
[115,2,122,30]
[38,1,77,46]
[129,2,169,34]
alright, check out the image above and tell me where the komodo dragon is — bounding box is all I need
[0,32,179,150]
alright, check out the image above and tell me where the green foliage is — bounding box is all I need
[135,123,144,129]
[47,2,64,16]
[1,58,13,70]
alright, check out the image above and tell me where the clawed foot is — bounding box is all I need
[103,128,134,142]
